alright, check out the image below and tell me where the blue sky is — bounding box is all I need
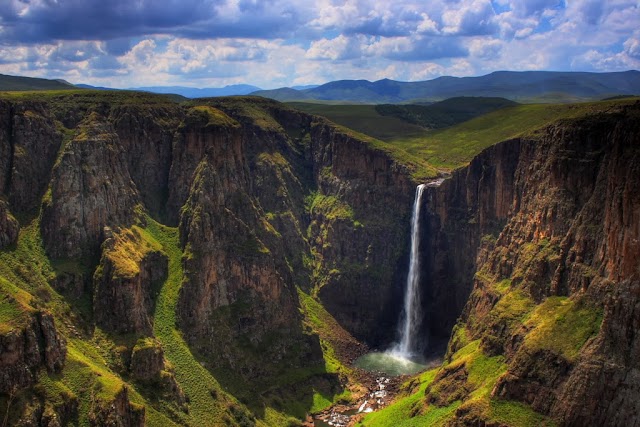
[0,0,638,88]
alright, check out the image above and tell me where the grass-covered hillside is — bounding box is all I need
[0,73,77,91]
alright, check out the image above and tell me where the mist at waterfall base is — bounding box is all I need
[354,184,439,376]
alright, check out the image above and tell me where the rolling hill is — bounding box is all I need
[0,73,76,91]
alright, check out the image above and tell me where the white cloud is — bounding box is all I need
[442,0,497,36]
[306,35,364,60]
[0,0,636,88]
[624,35,640,59]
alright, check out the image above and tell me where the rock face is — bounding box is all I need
[176,104,318,379]
[0,99,12,195]
[130,338,186,404]
[93,226,168,336]
[0,199,18,248]
[0,311,66,393]
[0,100,62,214]
[420,138,522,341]
[422,102,640,425]
[309,122,416,343]
[8,103,62,214]
[111,104,181,219]
[88,386,145,427]
[174,99,420,378]
[41,113,140,259]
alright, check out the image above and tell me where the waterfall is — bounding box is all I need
[393,184,426,358]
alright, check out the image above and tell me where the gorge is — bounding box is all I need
[0,90,638,427]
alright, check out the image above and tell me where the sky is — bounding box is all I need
[0,0,638,89]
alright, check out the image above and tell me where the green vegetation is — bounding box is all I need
[356,369,459,427]
[287,102,427,141]
[388,98,639,170]
[0,89,179,105]
[103,226,163,278]
[145,218,233,426]
[186,105,240,128]
[0,73,76,91]
[0,277,34,334]
[375,97,517,130]
[297,289,352,377]
[485,289,535,331]
[524,297,603,362]
[191,96,286,132]
[291,97,639,174]
[307,193,356,222]
[489,400,555,427]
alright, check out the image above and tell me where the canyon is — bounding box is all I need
[0,90,638,426]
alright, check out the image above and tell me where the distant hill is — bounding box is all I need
[0,73,76,91]
[375,97,518,129]
[75,84,119,91]
[287,97,517,141]
[130,84,262,98]
[254,70,640,103]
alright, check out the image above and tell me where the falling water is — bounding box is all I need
[393,184,426,359]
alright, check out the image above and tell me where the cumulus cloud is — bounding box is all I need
[0,0,310,42]
[0,0,636,88]
[441,0,498,36]
[306,35,364,60]
[368,36,468,61]
[624,36,640,59]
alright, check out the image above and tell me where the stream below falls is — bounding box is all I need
[308,351,443,426]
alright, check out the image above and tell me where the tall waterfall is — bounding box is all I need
[393,184,426,358]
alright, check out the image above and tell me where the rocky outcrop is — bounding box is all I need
[88,386,145,427]
[166,106,241,224]
[130,338,186,404]
[0,199,18,248]
[111,104,182,218]
[0,98,61,217]
[0,99,12,194]
[0,311,66,393]
[41,113,140,259]
[7,102,62,214]
[93,226,167,336]
[130,338,165,381]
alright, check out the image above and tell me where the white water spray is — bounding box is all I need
[393,184,426,359]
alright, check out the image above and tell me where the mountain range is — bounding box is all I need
[2,71,639,103]
[252,70,640,103]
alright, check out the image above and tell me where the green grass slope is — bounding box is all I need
[0,73,76,91]
[375,97,517,130]
[388,97,640,171]
[287,102,428,141]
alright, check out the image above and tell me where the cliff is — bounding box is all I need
[0,92,421,426]
[385,101,640,426]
